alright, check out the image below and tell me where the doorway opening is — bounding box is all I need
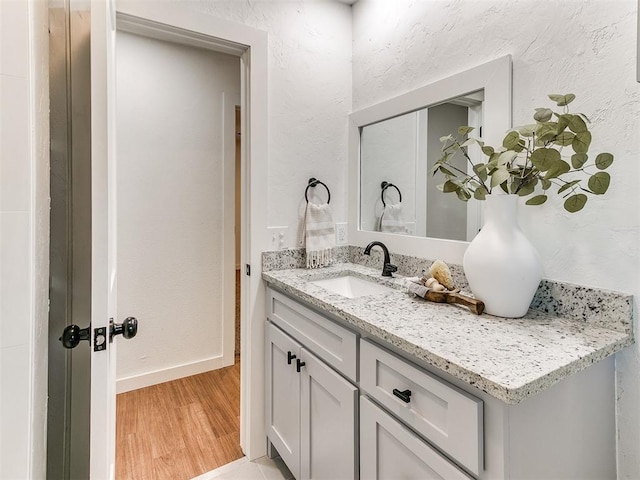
[111,30,243,479]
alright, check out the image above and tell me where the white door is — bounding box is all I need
[266,323,302,479]
[299,349,357,480]
[89,0,119,477]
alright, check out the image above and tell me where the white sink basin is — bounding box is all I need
[310,274,395,298]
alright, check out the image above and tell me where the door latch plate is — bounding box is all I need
[94,327,107,352]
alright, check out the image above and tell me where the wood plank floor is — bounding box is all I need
[115,361,243,480]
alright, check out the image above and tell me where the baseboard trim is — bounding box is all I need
[116,354,234,394]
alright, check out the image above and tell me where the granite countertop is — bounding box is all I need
[262,262,634,405]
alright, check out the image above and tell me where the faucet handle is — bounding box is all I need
[383,263,398,277]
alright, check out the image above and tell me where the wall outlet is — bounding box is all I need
[335,222,347,245]
[267,226,288,250]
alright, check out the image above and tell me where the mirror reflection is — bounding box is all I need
[359,91,484,242]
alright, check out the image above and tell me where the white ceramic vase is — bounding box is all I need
[463,194,542,318]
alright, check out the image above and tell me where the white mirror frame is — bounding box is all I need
[348,55,512,264]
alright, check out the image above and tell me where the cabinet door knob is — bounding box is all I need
[296,358,306,373]
[393,388,412,403]
[287,351,296,365]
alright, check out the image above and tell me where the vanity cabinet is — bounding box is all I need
[265,286,617,480]
[266,291,358,480]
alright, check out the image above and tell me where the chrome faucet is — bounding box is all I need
[363,241,398,277]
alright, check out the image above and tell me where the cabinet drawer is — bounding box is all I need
[360,396,472,480]
[267,288,357,381]
[360,339,483,475]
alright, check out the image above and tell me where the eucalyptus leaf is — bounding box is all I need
[536,122,558,142]
[571,152,588,169]
[429,161,443,175]
[595,152,614,170]
[533,108,553,122]
[442,180,458,193]
[553,132,575,146]
[543,160,571,180]
[490,167,510,187]
[526,195,548,206]
[438,165,457,177]
[481,145,495,156]
[541,178,552,190]
[564,194,587,213]
[556,114,571,133]
[474,186,488,200]
[531,148,561,171]
[458,126,475,136]
[460,138,478,148]
[473,163,488,182]
[578,112,591,123]
[548,93,576,106]
[517,124,537,137]
[588,172,610,194]
[568,115,587,133]
[456,187,472,201]
[497,150,518,166]
[516,177,537,197]
[557,179,581,194]
[440,134,454,143]
[503,131,521,150]
[572,131,592,153]
[486,152,500,169]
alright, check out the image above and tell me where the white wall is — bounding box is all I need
[188,0,353,248]
[115,31,240,389]
[0,0,49,478]
[353,0,640,476]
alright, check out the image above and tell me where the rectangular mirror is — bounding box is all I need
[349,56,512,251]
[360,91,484,241]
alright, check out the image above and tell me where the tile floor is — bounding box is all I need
[192,456,294,480]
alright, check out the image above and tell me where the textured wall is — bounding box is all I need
[353,0,640,476]
[188,0,352,247]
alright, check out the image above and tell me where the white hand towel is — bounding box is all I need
[304,202,335,268]
[378,203,406,233]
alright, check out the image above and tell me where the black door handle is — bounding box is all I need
[60,324,91,349]
[393,388,412,403]
[110,317,138,342]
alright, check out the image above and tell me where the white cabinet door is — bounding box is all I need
[266,322,302,479]
[300,349,358,480]
[360,396,472,480]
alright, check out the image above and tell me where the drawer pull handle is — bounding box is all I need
[296,358,306,373]
[393,388,412,403]
[287,351,296,365]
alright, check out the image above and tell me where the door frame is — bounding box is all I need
[106,2,268,462]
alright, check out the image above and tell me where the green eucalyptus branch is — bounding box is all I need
[432,94,614,213]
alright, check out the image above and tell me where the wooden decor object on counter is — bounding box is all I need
[421,289,484,315]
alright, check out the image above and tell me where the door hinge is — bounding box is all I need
[246,264,251,276]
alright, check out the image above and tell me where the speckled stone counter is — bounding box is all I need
[262,251,634,405]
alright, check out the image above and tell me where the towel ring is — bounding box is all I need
[381,181,402,207]
[305,178,331,204]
